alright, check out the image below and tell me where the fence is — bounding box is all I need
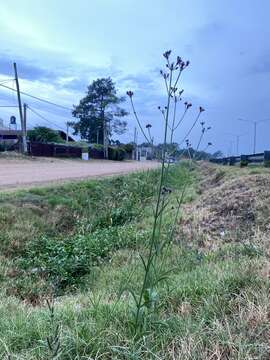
[89,147,104,159]
[210,150,270,166]
[28,142,82,158]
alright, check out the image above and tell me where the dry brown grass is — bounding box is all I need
[178,163,270,250]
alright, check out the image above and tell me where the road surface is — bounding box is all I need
[0,158,160,191]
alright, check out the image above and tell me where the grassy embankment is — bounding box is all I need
[0,163,269,359]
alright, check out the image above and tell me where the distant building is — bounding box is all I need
[137,144,153,161]
[0,118,22,148]
[0,118,7,129]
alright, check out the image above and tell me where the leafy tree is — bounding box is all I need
[27,126,63,143]
[212,150,223,158]
[71,78,128,157]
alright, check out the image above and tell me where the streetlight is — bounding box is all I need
[224,132,247,156]
[238,118,270,154]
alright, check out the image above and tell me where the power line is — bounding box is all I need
[0,78,15,85]
[27,105,66,131]
[0,82,72,111]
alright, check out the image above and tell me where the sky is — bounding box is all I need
[0,0,270,155]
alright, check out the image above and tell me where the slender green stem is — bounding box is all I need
[134,67,173,333]
[170,98,177,145]
[173,107,188,132]
[178,112,202,147]
[130,98,151,143]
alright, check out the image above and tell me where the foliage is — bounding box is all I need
[90,143,104,151]
[125,50,206,337]
[123,142,134,153]
[27,126,64,144]
[71,78,128,144]
[212,150,224,158]
[20,225,147,291]
[0,164,269,358]
[108,146,126,161]
[0,166,166,297]
[240,159,249,167]
[0,143,5,152]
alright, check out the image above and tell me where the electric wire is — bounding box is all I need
[0,83,72,111]
[27,106,66,131]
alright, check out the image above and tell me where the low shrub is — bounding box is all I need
[123,143,134,153]
[240,159,249,167]
[19,225,148,291]
[91,143,104,151]
[108,146,126,161]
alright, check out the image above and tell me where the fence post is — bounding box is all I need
[229,156,236,166]
[240,155,248,167]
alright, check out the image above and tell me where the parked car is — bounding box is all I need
[165,157,176,164]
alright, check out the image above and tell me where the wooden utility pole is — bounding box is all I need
[66,122,69,143]
[133,127,137,160]
[23,103,27,152]
[101,95,108,158]
[14,63,27,153]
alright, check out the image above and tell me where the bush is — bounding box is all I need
[108,146,126,161]
[27,126,64,143]
[0,143,5,152]
[19,225,147,291]
[123,143,134,153]
[91,143,104,151]
[264,160,270,168]
[240,159,249,167]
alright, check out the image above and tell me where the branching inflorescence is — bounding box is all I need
[125,50,209,337]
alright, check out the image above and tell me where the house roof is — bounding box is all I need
[58,130,75,142]
[0,129,22,136]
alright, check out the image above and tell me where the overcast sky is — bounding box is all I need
[0,0,269,155]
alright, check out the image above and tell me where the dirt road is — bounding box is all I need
[0,158,160,191]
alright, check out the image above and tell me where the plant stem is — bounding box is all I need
[134,67,173,333]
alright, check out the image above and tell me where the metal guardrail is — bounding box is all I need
[210,150,270,166]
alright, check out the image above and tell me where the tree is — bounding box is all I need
[72,78,128,158]
[212,150,223,158]
[27,126,63,143]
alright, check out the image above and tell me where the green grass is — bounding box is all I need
[0,163,269,359]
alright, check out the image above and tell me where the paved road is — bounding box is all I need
[0,158,160,191]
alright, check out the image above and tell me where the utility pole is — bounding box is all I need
[238,117,270,154]
[103,124,108,158]
[23,103,27,152]
[66,122,69,143]
[14,62,27,153]
[224,132,247,156]
[236,135,239,156]
[133,126,137,160]
[101,95,108,158]
[253,122,257,155]
[96,128,99,144]
[227,140,233,157]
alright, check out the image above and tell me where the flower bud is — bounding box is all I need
[126,90,134,98]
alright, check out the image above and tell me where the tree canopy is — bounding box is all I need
[71,78,128,147]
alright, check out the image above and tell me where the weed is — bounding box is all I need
[125,50,206,337]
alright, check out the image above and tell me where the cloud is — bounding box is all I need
[248,51,270,75]
[0,54,57,81]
